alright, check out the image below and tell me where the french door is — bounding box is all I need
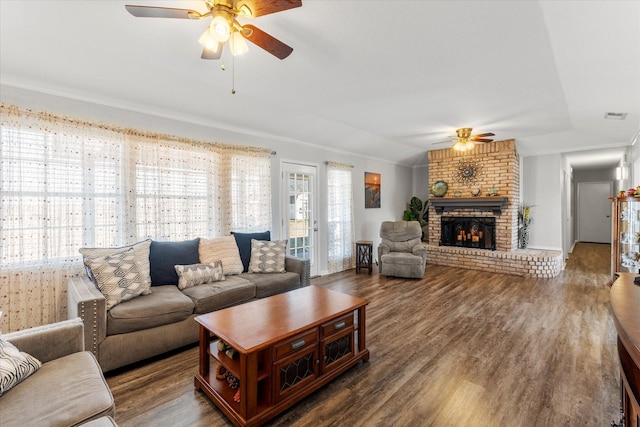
[281,162,318,277]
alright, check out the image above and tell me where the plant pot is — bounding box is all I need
[518,227,530,249]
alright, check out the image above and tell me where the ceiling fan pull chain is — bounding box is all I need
[231,50,236,94]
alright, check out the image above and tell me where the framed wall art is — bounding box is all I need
[365,172,381,208]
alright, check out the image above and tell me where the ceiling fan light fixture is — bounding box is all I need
[198,28,219,50]
[230,31,249,56]
[453,140,467,151]
[210,13,231,42]
[456,128,473,139]
[465,140,475,150]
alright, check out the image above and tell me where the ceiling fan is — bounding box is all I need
[434,128,495,152]
[125,0,302,60]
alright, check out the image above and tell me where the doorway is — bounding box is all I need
[577,181,613,243]
[281,162,318,277]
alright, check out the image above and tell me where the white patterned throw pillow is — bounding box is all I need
[0,333,42,396]
[199,236,244,275]
[86,248,149,310]
[174,261,225,290]
[79,239,152,294]
[248,239,287,273]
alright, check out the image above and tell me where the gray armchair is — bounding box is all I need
[378,221,427,278]
[0,318,116,426]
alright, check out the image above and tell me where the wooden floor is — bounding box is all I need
[106,242,619,426]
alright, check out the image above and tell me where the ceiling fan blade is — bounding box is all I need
[242,25,293,59]
[201,45,222,60]
[125,5,201,19]
[472,138,494,143]
[473,133,495,138]
[235,0,302,17]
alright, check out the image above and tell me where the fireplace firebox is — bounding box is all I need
[440,216,496,250]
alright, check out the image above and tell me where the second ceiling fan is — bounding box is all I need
[434,128,495,152]
[125,0,302,60]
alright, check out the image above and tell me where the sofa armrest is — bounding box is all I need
[4,318,84,364]
[378,243,390,260]
[412,244,428,262]
[285,256,311,286]
[67,276,107,357]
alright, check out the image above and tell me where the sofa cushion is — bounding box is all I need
[181,275,256,314]
[385,237,422,253]
[79,239,152,292]
[149,238,200,285]
[231,231,270,272]
[381,252,425,265]
[175,262,225,290]
[199,236,244,275]
[0,352,114,427]
[86,248,150,310]
[242,271,301,298]
[0,333,41,396]
[107,285,194,335]
[248,239,287,273]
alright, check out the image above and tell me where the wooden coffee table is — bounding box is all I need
[194,285,369,427]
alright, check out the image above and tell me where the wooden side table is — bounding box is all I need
[356,240,373,274]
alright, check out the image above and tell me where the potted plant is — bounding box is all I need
[403,196,429,241]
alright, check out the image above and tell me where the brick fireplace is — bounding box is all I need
[425,139,562,278]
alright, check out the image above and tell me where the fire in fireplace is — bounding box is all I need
[440,216,496,250]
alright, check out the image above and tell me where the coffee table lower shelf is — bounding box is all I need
[194,286,369,427]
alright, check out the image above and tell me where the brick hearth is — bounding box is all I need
[426,139,562,278]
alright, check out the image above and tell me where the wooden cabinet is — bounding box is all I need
[194,286,369,427]
[320,313,355,374]
[610,197,640,280]
[273,330,319,402]
[610,273,640,427]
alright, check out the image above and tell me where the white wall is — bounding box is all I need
[412,165,430,201]
[522,154,563,251]
[1,84,413,275]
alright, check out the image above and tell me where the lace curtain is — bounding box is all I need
[0,104,271,332]
[327,162,355,273]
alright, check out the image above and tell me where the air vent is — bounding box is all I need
[604,112,628,120]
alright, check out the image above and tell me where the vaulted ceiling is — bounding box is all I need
[1,1,638,168]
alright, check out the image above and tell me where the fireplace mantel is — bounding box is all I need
[431,197,508,215]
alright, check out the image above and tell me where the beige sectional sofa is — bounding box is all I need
[0,318,116,427]
[68,255,310,372]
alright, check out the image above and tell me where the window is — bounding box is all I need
[0,104,271,331]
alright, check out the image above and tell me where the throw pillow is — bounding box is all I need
[86,248,148,310]
[0,333,42,396]
[199,236,243,275]
[175,261,225,290]
[149,238,200,286]
[231,231,271,272]
[79,239,152,294]
[248,239,287,273]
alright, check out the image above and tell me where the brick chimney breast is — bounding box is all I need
[427,140,519,252]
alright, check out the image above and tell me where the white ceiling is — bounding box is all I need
[1,0,638,168]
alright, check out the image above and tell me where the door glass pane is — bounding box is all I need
[288,172,312,261]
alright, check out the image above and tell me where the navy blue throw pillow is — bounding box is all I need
[149,238,200,285]
[231,231,271,272]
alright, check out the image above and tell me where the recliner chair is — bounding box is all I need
[378,220,427,278]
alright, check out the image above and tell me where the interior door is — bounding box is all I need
[577,181,613,243]
[281,162,318,277]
